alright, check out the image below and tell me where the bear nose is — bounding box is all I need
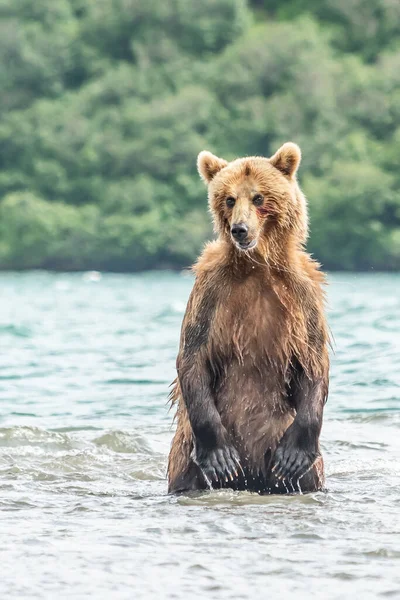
[231,223,248,241]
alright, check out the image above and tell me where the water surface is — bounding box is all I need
[1,271,399,599]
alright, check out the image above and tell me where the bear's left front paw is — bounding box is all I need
[272,423,319,483]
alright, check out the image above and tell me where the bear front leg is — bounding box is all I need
[178,356,243,488]
[175,280,244,489]
[272,362,328,485]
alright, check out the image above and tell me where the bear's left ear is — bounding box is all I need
[197,151,228,184]
[269,142,301,179]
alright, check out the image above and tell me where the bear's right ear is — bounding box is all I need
[197,151,228,184]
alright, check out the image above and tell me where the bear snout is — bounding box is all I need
[231,222,248,242]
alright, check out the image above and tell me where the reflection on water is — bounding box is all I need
[0,271,400,599]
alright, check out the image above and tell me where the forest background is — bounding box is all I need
[1,0,399,271]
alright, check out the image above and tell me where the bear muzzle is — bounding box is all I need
[231,222,257,250]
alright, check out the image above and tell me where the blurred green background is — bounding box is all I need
[0,0,399,272]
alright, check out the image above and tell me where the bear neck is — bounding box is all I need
[221,227,303,276]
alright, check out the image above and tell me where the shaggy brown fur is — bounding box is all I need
[168,142,329,495]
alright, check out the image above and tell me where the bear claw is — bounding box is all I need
[272,446,318,483]
[272,421,319,484]
[191,444,243,487]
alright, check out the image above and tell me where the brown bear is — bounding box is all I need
[168,142,329,494]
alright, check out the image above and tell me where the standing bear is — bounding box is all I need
[168,143,330,494]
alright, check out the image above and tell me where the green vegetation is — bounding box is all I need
[0,0,399,271]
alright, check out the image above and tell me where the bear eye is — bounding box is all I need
[252,194,263,206]
[226,196,236,208]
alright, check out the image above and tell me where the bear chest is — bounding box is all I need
[209,277,288,362]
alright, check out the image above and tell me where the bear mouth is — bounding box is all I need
[236,239,257,251]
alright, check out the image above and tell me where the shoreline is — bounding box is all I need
[0,266,398,274]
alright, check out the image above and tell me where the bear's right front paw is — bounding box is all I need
[191,444,243,487]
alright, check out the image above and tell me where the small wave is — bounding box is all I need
[82,271,102,282]
[92,430,151,454]
[0,426,76,450]
[340,407,400,415]
[330,440,389,450]
[102,378,161,385]
[156,302,186,318]
[51,426,102,433]
[344,412,400,425]
[362,549,400,559]
[0,499,37,510]
[0,324,32,338]
[326,456,398,480]
[129,459,166,481]
[0,370,56,381]
[176,489,327,507]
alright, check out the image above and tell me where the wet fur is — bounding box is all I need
[168,143,329,494]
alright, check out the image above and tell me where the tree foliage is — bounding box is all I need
[0,0,399,270]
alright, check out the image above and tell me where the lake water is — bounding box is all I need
[0,271,399,600]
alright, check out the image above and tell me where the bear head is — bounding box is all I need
[197,143,308,255]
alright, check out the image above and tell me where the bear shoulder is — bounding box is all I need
[296,252,328,305]
[192,240,230,276]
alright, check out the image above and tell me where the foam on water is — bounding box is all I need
[0,271,400,600]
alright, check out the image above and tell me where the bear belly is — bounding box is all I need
[216,360,295,478]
